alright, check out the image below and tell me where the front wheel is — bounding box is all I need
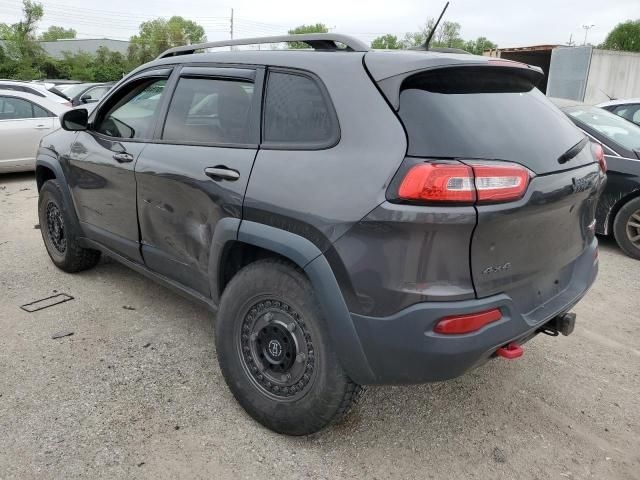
[38,179,101,272]
[613,197,640,260]
[215,259,363,435]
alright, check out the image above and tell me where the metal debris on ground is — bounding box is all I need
[51,331,74,340]
[20,293,74,313]
[122,305,136,310]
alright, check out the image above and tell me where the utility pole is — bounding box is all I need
[582,24,594,45]
[230,8,234,51]
[567,33,575,47]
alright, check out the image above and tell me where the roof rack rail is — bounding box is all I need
[157,33,369,59]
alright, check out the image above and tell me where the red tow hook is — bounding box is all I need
[496,342,523,359]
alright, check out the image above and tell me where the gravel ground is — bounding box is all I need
[1,172,639,480]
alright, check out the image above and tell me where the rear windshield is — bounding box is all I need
[566,105,640,152]
[398,67,584,173]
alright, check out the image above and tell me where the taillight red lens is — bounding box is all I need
[397,162,530,204]
[434,308,502,334]
[592,143,606,173]
[471,164,530,203]
[398,163,475,202]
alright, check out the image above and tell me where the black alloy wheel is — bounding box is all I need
[238,298,316,401]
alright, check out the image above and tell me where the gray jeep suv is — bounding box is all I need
[35,34,604,435]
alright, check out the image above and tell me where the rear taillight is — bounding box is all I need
[397,161,530,204]
[398,163,474,202]
[470,163,530,203]
[434,308,502,334]
[592,143,607,173]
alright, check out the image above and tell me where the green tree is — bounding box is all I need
[401,31,426,48]
[434,21,463,47]
[464,36,498,55]
[58,50,95,81]
[128,16,206,64]
[398,17,496,53]
[287,23,328,48]
[39,25,76,41]
[601,20,640,52]
[93,46,128,81]
[0,0,44,57]
[371,34,402,49]
[0,0,45,77]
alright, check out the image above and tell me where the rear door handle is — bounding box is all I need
[204,166,240,181]
[112,152,134,163]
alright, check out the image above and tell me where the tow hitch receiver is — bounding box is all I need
[539,312,577,337]
[496,342,523,359]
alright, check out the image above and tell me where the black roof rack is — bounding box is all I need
[157,33,370,59]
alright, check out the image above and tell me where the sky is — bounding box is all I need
[0,0,638,48]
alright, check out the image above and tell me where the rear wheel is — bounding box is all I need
[38,179,101,272]
[613,197,640,260]
[215,259,363,435]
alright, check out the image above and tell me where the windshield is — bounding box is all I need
[566,106,640,152]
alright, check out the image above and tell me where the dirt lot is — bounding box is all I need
[0,172,638,480]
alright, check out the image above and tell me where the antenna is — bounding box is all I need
[598,88,614,101]
[423,1,450,50]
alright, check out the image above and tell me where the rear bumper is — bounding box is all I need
[350,238,598,384]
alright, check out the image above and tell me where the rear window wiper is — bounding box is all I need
[557,137,588,164]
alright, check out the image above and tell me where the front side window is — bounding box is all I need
[162,77,254,144]
[83,86,111,102]
[94,78,166,139]
[263,71,338,147]
[0,96,50,120]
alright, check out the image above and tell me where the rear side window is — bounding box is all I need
[163,77,254,145]
[398,67,584,173]
[263,71,338,148]
[32,104,51,118]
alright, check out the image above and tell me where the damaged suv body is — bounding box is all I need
[36,34,604,435]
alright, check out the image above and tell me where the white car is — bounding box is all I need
[598,98,640,128]
[0,90,69,172]
[0,80,71,106]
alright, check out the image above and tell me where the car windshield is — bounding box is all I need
[566,105,640,152]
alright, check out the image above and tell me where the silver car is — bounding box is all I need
[598,98,640,128]
[0,80,71,106]
[0,90,69,172]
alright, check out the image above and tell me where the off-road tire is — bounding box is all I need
[215,259,364,435]
[613,197,640,260]
[38,179,101,272]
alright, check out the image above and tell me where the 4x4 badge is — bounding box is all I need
[482,262,512,275]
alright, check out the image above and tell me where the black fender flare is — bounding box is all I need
[209,219,375,385]
[35,155,79,225]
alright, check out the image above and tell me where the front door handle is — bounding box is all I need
[112,152,134,163]
[204,166,240,181]
[34,124,50,129]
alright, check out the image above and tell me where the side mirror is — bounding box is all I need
[81,93,98,104]
[61,108,88,131]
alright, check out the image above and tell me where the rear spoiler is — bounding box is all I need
[375,61,544,111]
